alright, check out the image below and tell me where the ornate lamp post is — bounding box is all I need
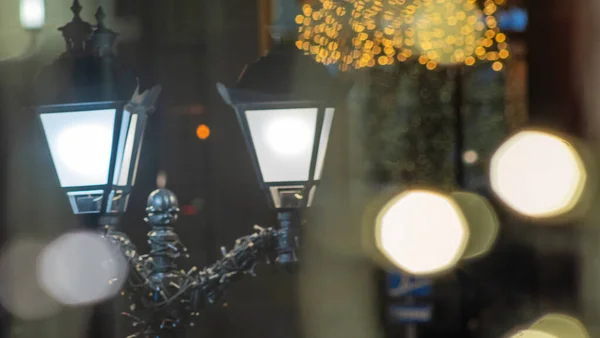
[30,3,159,338]
[102,186,299,338]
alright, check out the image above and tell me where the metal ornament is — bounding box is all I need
[103,188,298,338]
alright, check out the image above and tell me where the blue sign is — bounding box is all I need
[497,7,528,32]
[389,305,433,324]
[388,272,432,297]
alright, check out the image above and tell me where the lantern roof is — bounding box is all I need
[219,42,338,106]
[34,0,136,105]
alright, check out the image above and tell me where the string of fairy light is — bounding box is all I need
[295,0,510,71]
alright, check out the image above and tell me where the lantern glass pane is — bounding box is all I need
[112,111,138,186]
[40,109,116,187]
[130,116,147,186]
[314,107,335,180]
[245,108,317,183]
[67,190,104,214]
[106,190,130,213]
[269,185,305,209]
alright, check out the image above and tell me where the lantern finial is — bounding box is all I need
[91,6,118,57]
[70,0,83,17]
[58,0,93,57]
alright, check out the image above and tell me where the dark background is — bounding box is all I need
[0,0,587,337]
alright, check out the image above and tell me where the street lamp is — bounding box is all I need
[32,0,155,226]
[38,85,161,222]
[218,43,338,260]
[217,53,336,210]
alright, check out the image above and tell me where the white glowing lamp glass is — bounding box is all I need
[39,102,147,215]
[490,130,587,219]
[375,190,470,275]
[239,105,334,209]
[20,0,45,30]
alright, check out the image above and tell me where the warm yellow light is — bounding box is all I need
[295,0,507,71]
[412,0,485,65]
[492,61,503,71]
[303,4,313,16]
[375,190,469,275]
[490,130,587,218]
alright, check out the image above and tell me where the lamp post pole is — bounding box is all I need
[276,211,299,264]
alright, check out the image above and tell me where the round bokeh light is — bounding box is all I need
[375,190,469,275]
[490,130,587,218]
[37,230,127,306]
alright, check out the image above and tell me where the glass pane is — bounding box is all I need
[307,185,317,207]
[245,108,317,183]
[67,190,104,214]
[111,110,130,185]
[269,185,305,209]
[106,190,130,213]
[130,117,147,186]
[40,109,116,187]
[112,112,138,186]
[314,108,335,180]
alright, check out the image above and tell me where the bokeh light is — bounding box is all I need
[295,0,509,71]
[412,0,485,65]
[0,238,61,319]
[463,150,479,164]
[509,314,589,338]
[490,130,587,219]
[37,230,128,306]
[20,0,45,30]
[375,189,469,275]
[451,191,499,260]
[196,124,211,140]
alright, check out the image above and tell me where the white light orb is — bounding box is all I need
[56,124,113,179]
[0,239,61,319]
[20,0,45,30]
[375,190,469,275]
[266,117,313,156]
[37,231,127,306]
[508,314,589,338]
[528,314,590,338]
[490,130,587,218]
